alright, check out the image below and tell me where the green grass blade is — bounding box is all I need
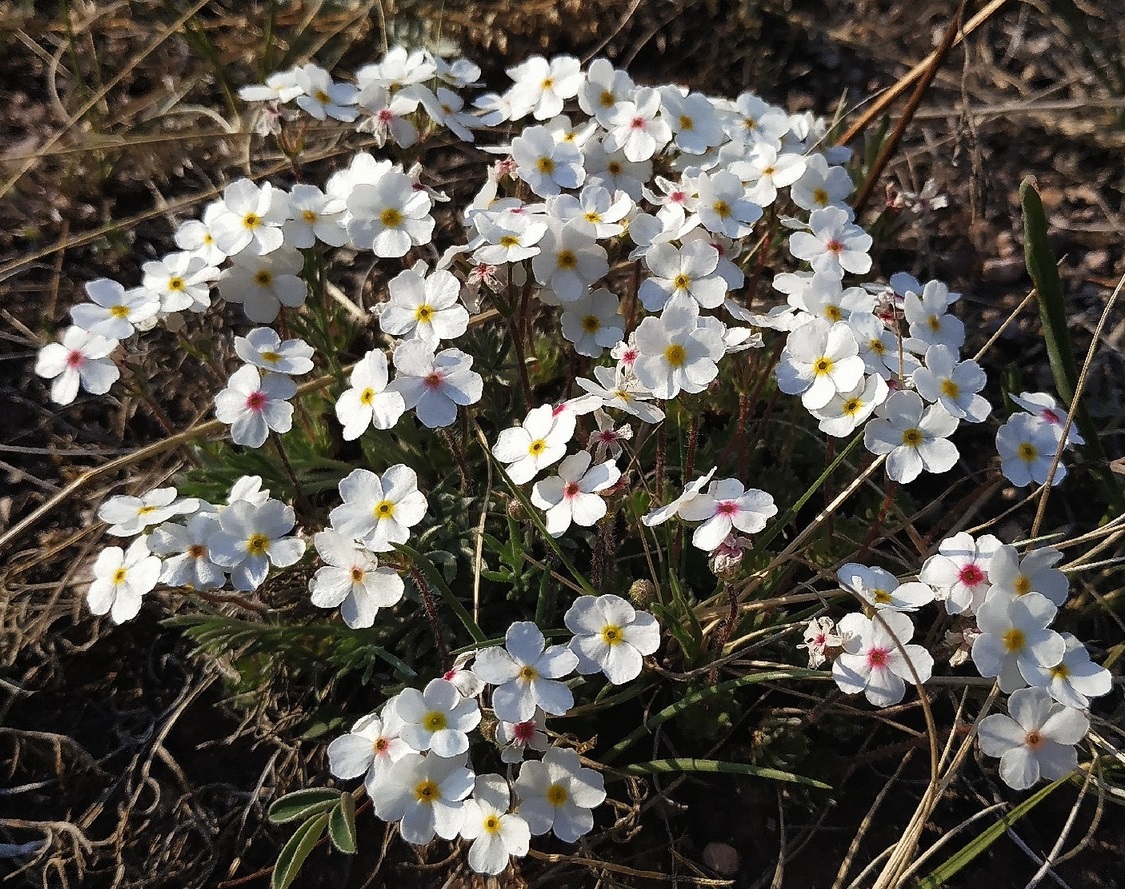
[271,812,329,889]
[612,757,830,789]
[394,543,487,643]
[916,775,1068,888]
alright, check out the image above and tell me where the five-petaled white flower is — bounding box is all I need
[346,170,435,257]
[789,206,872,278]
[496,709,549,764]
[210,179,289,256]
[971,592,1065,693]
[863,391,959,484]
[379,267,469,347]
[460,774,531,875]
[371,751,474,845]
[473,212,548,265]
[328,466,429,553]
[147,512,225,591]
[218,247,307,323]
[996,413,1066,488]
[335,350,407,440]
[87,538,162,624]
[918,531,1000,615]
[70,278,160,340]
[35,326,120,405]
[603,87,672,162]
[214,365,296,448]
[387,342,484,429]
[530,451,621,537]
[98,487,198,536]
[564,594,660,684]
[531,221,608,303]
[395,677,482,757]
[913,345,989,422]
[308,530,405,628]
[493,403,577,485]
[837,562,934,612]
[676,478,777,552]
[474,621,578,723]
[514,747,605,842]
[639,241,728,312]
[559,288,625,357]
[207,498,305,591]
[1021,632,1112,711]
[903,279,963,351]
[632,295,725,400]
[832,611,934,707]
[978,686,1089,790]
[511,126,585,197]
[234,327,315,375]
[777,319,866,412]
[141,252,219,313]
[327,706,409,798]
[985,544,1069,607]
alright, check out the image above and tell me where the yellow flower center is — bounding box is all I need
[138,505,158,515]
[843,398,862,416]
[350,566,365,583]
[528,439,547,455]
[601,624,624,645]
[679,114,694,130]
[301,209,318,223]
[672,274,690,290]
[927,315,941,333]
[246,533,270,556]
[541,77,555,89]
[499,234,520,248]
[901,428,923,447]
[536,156,556,175]
[825,305,842,322]
[869,339,886,355]
[109,305,130,318]
[483,814,502,834]
[188,544,207,559]
[415,304,434,322]
[940,379,960,399]
[373,499,395,519]
[255,270,273,286]
[583,211,601,223]
[242,213,261,229]
[518,664,539,682]
[261,350,282,363]
[546,784,569,806]
[423,710,448,732]
[414,779,440,802]
[607,161,623,175]
[359,387,376,405]
[1014,575,1032,596]
[167,276,186,291]
[315,89,331,103]
[1017,442,1038,462]
[581,315,601,333]
[112,567,128,584]
[812,187,829,206]
[1050,662,1070,680]
[380,208,403,228]
[1003,628,1026,653]
[599,90,615,108]
[556,250,578,270]
[713,200,731,218]
[1024,730,1043,748]
[813,357,833,375]
[664,344,687,368]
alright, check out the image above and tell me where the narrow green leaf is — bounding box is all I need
[327,793,357,854]
[267,788,341,824]
[602,669,829,763]
[271,812,329,889]
[916,776,1067,888]
[613,757,830,789]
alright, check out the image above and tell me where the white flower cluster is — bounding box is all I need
[88,477,305,621]
[804,535,1110,790]
[327,594,658,874]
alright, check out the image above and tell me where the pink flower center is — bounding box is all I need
[563,482,580,498]
[866,647,889,668]
[1040,408,1061,425]
[622,347,638,365]
[513,721,536,742]
[958,563,985,586]
[826,239,845,255]
[377,109,394,123]
[423,371,444,389]
[552,403,567,417]
[812,633,827,646]
[670,190,686,203]
[66,350,84,368]
[442,668,458,681]
[715,500,739,516]
[245,390,267,411]
[630,116,646,130]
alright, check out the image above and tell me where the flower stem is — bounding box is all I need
[408,563,450,671]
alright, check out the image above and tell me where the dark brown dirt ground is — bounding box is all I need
[2,1,1123,887]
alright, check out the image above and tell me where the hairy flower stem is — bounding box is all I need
[685,412,700,485]
[440,426,473,494]
[856,476,898,561]
[408,563,451,671]
[709,583,740,681]
[506,273,533,407]
[270,432,308,512]
[654,422,666,499]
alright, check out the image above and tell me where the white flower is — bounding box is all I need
[837,563,934,611]
[996,413,1065,488]
[547,185,632,239]
[87,538,162,624]
[603,87,672,162]
[234,327,314,375]
[506,55,583,121]
[210,179,289,256]
[832,611,934,707]
[213,365,296,448]
[730,143,807,207]
[147,512,225,590]
[559,288,625,356]
[395,678,482,757]
[387,343,484,429]
[638,241,728,312]
[693,170,762,239]
[531,221,608,303]
[460,774,531,875]
[863,390,959,484]
[642,467,717,527]
[493,403,577,485]
[141,252,219,313]
[327,707,409,797]
[1020,632,1112,710]
[588,409,633,462]
[801,277,876,324]
[918,532,1001,615]
[355,84,420,147]
[791,154,854,212]
[776,318,865,412]
[70,279,160,339]
[810,374,889,437]
[985,544,1069,607]
[576,365,665,425]
[496,709,549,764]
[346,170,435,257]
[218,247,307,323]
[799,616,842,668]
[371,751,473,844]
[632,295,726,400]
[282,183,348,248]
[913,345,989,422]
[978,687,1089,790]
[293,63,358,121]
[98,487,198,536]
[309,530,405,628]
[441,652,485,698]
[174,202,227,265]
[514,747,605,842]
[335,350,407,440]
[511,126,585,197]
[722,92,790,145]
[972,592,1065,693]
[239,70,303,103]
[578,57,634,125]
[473,621,578,722]
[531,452,621,537]
[661,88,724,154]
[564,594,660,684]
[788,206,872,278]
[379,267,468,347]
[473,212,548,265]
[328,466,428,553]
[1011,391,1084,448]
[677,478,777,552]
[35,327,120,406]
[903,279,963,350]
[582,140,651,201]
[207,498,305,591]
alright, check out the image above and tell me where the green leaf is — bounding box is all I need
[612,757,830,789]
[271,811,329,889]
[267,788,341,824]
[916,775,1068,888]
[328,793,357,854]
[394,543,487,643]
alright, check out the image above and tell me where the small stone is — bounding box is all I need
[981,256,1026,284]
[703,842,740,876]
